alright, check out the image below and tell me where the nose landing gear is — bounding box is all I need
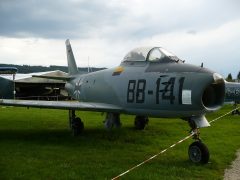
[188,119,209,164]
[188,140,209,164]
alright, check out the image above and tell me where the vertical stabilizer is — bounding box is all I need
[65,39,79,75]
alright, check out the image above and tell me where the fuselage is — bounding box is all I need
[66,60,225,118]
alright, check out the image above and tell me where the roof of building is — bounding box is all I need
[0,70,67,83]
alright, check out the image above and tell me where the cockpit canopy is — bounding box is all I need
[122,47,182,63]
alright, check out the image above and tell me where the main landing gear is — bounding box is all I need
[103,113,149,130]
[104,113,121,129]
[134,116,149,130]
[188,119,209,164]
[69,110,84,136]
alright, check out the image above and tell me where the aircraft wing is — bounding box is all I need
[0,99,123,113]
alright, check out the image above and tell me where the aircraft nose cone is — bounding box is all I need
[201,72,225,112]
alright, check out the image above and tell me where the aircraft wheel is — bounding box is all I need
[72,117,84,136]
[134,116,148,130]
[188,141,209,164]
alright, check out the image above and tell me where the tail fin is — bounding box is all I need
[65,39,79,75]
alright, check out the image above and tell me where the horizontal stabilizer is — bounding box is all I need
[32,75,73,81]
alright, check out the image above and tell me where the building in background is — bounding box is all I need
[0,70,68,100]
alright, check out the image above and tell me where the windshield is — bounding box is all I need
[159,48,176,57]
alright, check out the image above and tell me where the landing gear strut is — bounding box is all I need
[104,113,121,129]
[134,116,149,130]
[188,119,209,164]
[69,110,84,136]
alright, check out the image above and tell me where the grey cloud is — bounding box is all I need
[0,0,240,41]
[97,0,240,41]
[187,30,197,35]
[0,0,124,38]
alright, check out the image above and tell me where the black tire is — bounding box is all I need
[188,141,209,164]
[72,117,84,136]
[134,116,148,130]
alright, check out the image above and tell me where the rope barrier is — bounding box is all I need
[111,106,240,180]
[209,107,240,124]
[111,133,195,180]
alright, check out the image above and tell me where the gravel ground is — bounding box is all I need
[224,151,240,180]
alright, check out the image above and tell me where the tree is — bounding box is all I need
[226,73,233,82]
[237,71,240,80]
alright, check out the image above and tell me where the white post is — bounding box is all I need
[13,74,16,99]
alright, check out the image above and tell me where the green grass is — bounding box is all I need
[0,105,240,179]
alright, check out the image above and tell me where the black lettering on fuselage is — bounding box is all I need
[127,76,185,105]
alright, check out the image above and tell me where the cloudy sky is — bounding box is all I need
[0,0,239,77]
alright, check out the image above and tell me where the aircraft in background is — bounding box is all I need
[225,82,240,103]
[1,40,240,164]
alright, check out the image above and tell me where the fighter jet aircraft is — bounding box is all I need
[1,40,240,164]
